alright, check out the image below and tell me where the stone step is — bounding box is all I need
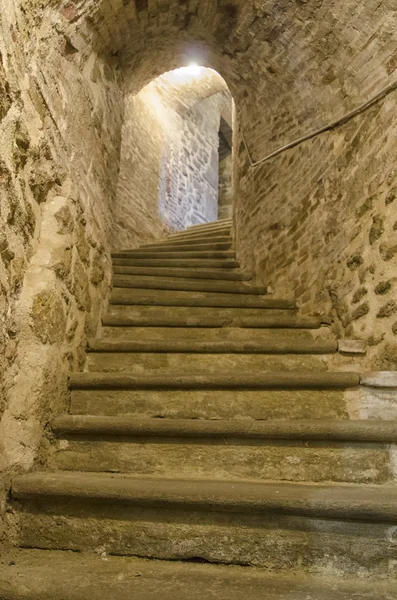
[102,314,322,329]
[186,217,232,227]
[85,353,330,374]
[70,371,359,390]
[111,250,236,259]
[112,258,240,268]
[144,234,233,247]
[87,338,337,354]
[52,416,397,485]
[137,241,233,252]
[109,265,251,280]
[111,275,267,295]
[110,288,295,310]
[11,473,397,576]
[2,550,394,600]
[107,306,298,321]
[181,218,232,234]
[12,472,397,521]
[100,326,318,341]
[164,229,233,244]
[166,228,233,242]
[53,415,397,442]
[70,388,352,420]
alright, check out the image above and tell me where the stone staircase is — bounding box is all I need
[3,218,397,598]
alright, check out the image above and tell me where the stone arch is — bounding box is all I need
[114,65,234,246]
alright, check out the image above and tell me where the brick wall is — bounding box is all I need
[235,92,397,369]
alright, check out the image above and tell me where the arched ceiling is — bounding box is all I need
[59,0,397,159]
[142,66,230,115]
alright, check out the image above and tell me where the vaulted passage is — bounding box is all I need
[115,66,234,248]
[2,1,397,597]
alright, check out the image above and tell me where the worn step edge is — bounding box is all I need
[110,293,296,310]
[182,219,232,233]
[111,276,268,295]
[164,229,233,244]
[111,267,251,281]
[361,371,397,388]
[179,218,232,229]
[2,550,395,600]
[69,371,360,390]
[185,219,232,230]
[101,315,323,329]
[87,338,338,354]
[11,472,397,521]
[111,251,236,259]
[144,235,232,247]
[52,416,397,442]
[111,259,240,268]
[164,229,233,243]
[137,242,232,252]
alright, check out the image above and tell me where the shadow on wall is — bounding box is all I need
[114,66,233,248]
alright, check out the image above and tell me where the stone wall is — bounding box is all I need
[114,90,169,250]
[218,154,233,219]
[115,70,231,248]
[164,93,229,229]
[235,91,397,369]
[0,0,124,545]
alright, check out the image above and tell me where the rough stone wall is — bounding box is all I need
[0,0,124,545]
[115,71,231,247]
[114,90,169,250]
[235,92,397,369]
[218,154,233,219]
[165,93,228,229]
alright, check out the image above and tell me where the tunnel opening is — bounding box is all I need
[115,65,234,247]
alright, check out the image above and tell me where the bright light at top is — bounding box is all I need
[185,63,204,75]
[160,65,213,85]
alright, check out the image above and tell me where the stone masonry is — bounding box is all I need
[115,68,232,249]
[2,1,397,596]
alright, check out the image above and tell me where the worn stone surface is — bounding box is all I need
[1,549,396,600]
[12,498,397,578]
[100,326,316,341]
[86,352,329,375]
[54,438,392,485]
[71,388,350,421]
[8,227,394,591]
